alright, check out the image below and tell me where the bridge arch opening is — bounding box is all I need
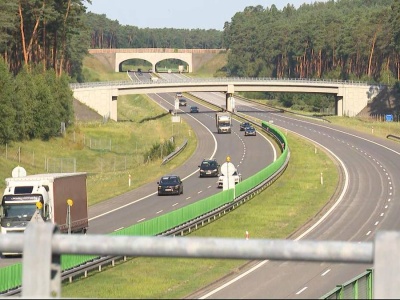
[119,59,153,72]
[155,58,189,73]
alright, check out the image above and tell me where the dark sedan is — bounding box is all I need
[240,122,251,131]
[190,106,199,113]
[244,126,257,136]
[157,175,183,195]
[198,159,220,177]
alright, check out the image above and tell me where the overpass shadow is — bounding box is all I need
[237,109,285,114]
[118,111,171,123]
[177,109,216,115]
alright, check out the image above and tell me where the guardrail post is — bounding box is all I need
[374,231,400,299]
[22,212,60,298]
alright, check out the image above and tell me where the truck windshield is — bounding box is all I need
[4,204,37,218]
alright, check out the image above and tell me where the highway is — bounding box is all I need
[3,71,398,299]
[0,72,277,269]
[185,91,400,298]
[126,72,396,298]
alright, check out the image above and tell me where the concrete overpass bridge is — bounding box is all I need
[70,77,383,121]
[88,48,224,73]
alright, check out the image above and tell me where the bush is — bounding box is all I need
[144,140,175,162]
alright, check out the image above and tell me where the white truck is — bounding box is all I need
[216,112,232,133]
[0,172,89,240]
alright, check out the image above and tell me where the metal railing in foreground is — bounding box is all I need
[2,222,400,298]
[321,269,373,299]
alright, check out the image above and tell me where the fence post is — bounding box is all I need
[22,214,61,298]
[374,231,400,298]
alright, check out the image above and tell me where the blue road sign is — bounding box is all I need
[386,114,393,122]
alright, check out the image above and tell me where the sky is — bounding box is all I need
[86,0,326,31]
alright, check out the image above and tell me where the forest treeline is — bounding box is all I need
[1,0,399,82]
[1,0,400,145]
[0,60,74,144]
[223,0,400,83]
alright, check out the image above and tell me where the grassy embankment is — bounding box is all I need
[62,53,342,298]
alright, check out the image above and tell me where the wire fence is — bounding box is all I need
[0,132,182,174]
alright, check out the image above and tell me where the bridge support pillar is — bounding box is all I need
[335,96,343,117]
[226,93,233,112]
[226,85,235,112]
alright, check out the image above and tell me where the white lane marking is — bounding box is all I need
[321,269,331,276]
[114,227,124,232]
[156,210,163,214]
[296,287,308,294]
[89,96,218,222]
[199,260,269,299]
[172,203,179,207]
[366,231,371,236]
[137,218,145,223]
[199,126,350,299]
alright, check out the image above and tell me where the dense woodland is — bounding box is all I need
[0,0,400,145]
[1,0,399,82]
[223,0,400,83]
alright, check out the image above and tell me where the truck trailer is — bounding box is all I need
[0,172,89,239]
[216,112,232,133]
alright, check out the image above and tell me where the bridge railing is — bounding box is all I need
[70,77,377,90]
[88,48,225,54]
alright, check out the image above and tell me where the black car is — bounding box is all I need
[157,175,183,195]
[240,122,251,131]
[244,126,257,136]
[198,159,220,177]
[190,106,199,113]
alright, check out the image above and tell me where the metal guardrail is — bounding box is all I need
[3,221,400,299]
[161,138,188,165]
[387,134,400,141]
[321,269,373,299]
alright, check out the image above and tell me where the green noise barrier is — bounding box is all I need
[0,121,287,293]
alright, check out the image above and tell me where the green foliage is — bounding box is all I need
[144,140,176,162]
[223,0,399,82]
[0,62,75,144]
[0,58,16,144]
[86,12,223,49]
